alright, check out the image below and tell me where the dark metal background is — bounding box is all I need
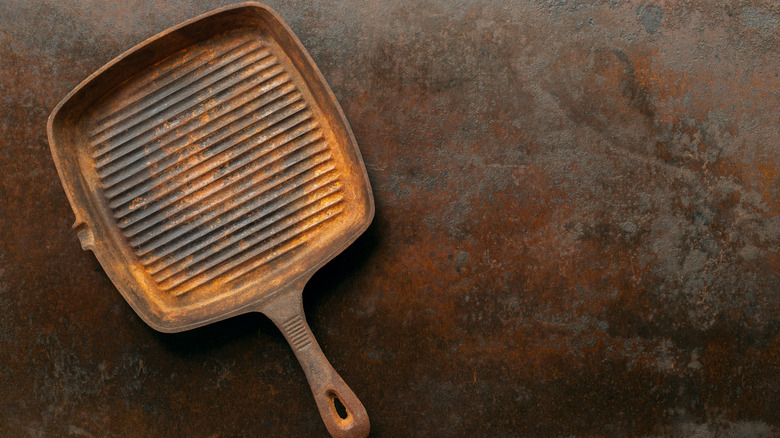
[1,1,778,436]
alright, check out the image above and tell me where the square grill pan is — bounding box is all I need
[47,3,373,437]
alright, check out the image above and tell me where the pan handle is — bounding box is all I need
[261,285,370,438]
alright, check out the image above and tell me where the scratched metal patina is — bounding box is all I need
[1,1,778,437]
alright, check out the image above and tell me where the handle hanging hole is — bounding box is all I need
[333,395,348,419]
[327,390,351,422]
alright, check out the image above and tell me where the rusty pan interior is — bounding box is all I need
[47,3,373,437]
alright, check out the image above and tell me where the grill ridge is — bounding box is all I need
[91,41,266,143]
[111,105,314,229]
[97,72,297,182]
[137,151,338,273]
[94,61,287,170]
[133,156,337,260]
[92,51,276,156]
[90,46,347,298]
[102,77,296,200]
[150,184,343,282]
[91,40,259,127]
[116,133,331,240]
[106,100,312,213]
[123,127,326,245]
[164,199,345,295]
[138,168,341,267]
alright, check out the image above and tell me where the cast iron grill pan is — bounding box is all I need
[47,3,373,437]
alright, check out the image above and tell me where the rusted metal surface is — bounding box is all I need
[1,0,779,437]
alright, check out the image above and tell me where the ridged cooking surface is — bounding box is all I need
[88,38,344,297]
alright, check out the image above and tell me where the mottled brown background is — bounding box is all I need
[1,0,778,437]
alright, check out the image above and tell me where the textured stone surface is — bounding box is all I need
[1,0,778,436]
